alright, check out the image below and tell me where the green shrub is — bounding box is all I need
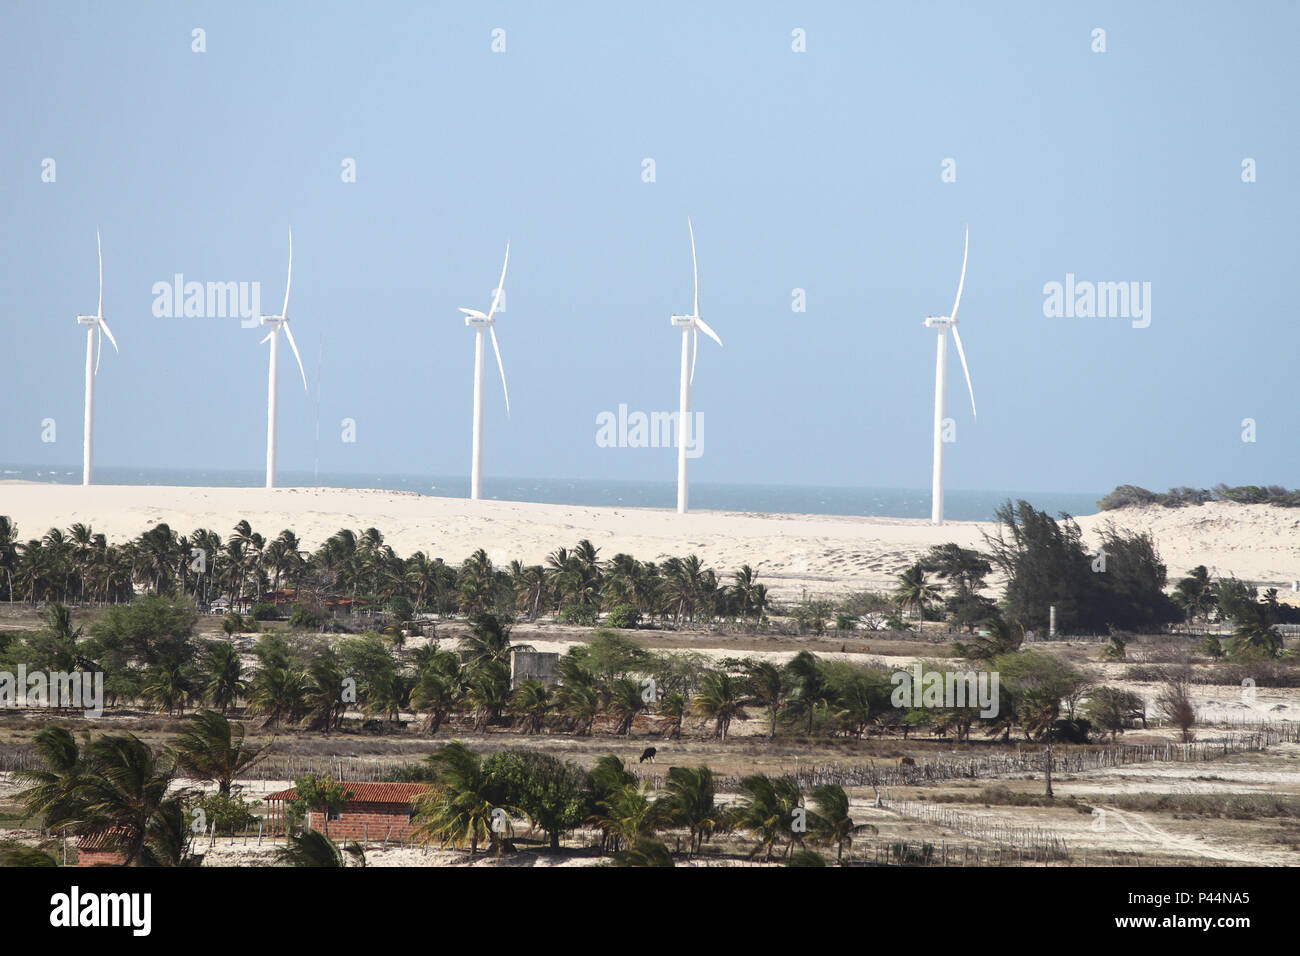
[222,612,255,635]
[558,604,599,626]
[251,602,278,621]
[290,604,325,630]
[605,604,641,629]
[189,792,260,835]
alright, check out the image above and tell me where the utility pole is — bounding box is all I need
[1044,741,1054,799]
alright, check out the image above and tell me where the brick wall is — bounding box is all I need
[308,802,418,841]
[78,849,127,867]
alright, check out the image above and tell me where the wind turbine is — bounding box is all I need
[458,241,511,501]
[922,225,976,525]
[76,229,119,486]
[259,229,308,489]
[669,217,723,514]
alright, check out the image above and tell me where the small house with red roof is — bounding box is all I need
[76,829,129,866]
[264,782,432,841]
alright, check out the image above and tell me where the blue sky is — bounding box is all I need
[1,1,1295,494]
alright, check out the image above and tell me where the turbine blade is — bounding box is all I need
[688,217,699,318]
[98,317,119,355]
[689,325,699,385]
[487,239,510,324]
[489,324,510,417]
[949,225,969,324]
[283,320,309,393]
[281,228,293,320]
[458,307,486,318]
[259,330,273,345]
[96,228,103,318]
[94,324,102,375]
[694,315,723,348]
[951,325,977,421]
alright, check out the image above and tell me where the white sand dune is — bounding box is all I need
[0,483,1296,601]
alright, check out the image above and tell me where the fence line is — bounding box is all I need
[2,723,1296,784]
[877,793,1068,860]
[701,724,1300,792]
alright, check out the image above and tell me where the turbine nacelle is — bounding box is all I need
[670,314,696,328]
[460,308,494,328]
[260,315,286,330]
[76,315,99,326]
[923,316,955,329]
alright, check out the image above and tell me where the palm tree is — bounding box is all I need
[405,551,441,612]
[1173,565,1216,626]
[304,654,348,733]
[745,660,788,739]
[411,651,465,735]
[731,565,768,624]
[41,527,74,602]
[457,549,497,615]
[363,666,411,728]
[247,666,307,730]
[276,829,346,867]
[459,612,514,669]
[266,529,306,598]
[604,676,645,736]
[188,529,222,606]
[508,561,548,620]
[511,679,553,733]
[558,680,600,737]
[732,774,805,861]
[662,555,714,624]
[32,603,84,672]
[199,641,246,713]
[809,783,875,862]
[68,522,96,602]
[786,651,834,735]
[74,733,179,866]
[603,553,640,607]
[14,726,85,832]
[834,674,875,738]
[0,515,19,603]
[612,839,674,867]
[691,670,749,741]
[140,797,199,866]
[657,691,685,740]
[174,710,272,796]
[136,523,181,595]
[465,660,512,732]
[894,562,939,622]
[412,742,519,856]
[589,782,656,855]
[658,766,724,857]
[141,660,193,716]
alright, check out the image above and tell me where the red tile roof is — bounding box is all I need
[264,782,433,804]
[77,828,129,851]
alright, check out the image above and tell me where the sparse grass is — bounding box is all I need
[927,784,1084,810]
[1104,792,1300,820]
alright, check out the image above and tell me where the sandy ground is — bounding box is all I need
[1,483,1297,600]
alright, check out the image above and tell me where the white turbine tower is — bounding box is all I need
[458,241,511,501]
[259,229,308,489]
[922,225,976,525]
[669,217,723,514]
[76,229,119,486]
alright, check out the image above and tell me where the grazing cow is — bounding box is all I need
[897,756,916,768]
[639,746,657,764]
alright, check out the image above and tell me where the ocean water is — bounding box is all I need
[2,465,1103,521]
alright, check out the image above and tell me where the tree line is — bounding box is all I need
[0,516,769,627]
